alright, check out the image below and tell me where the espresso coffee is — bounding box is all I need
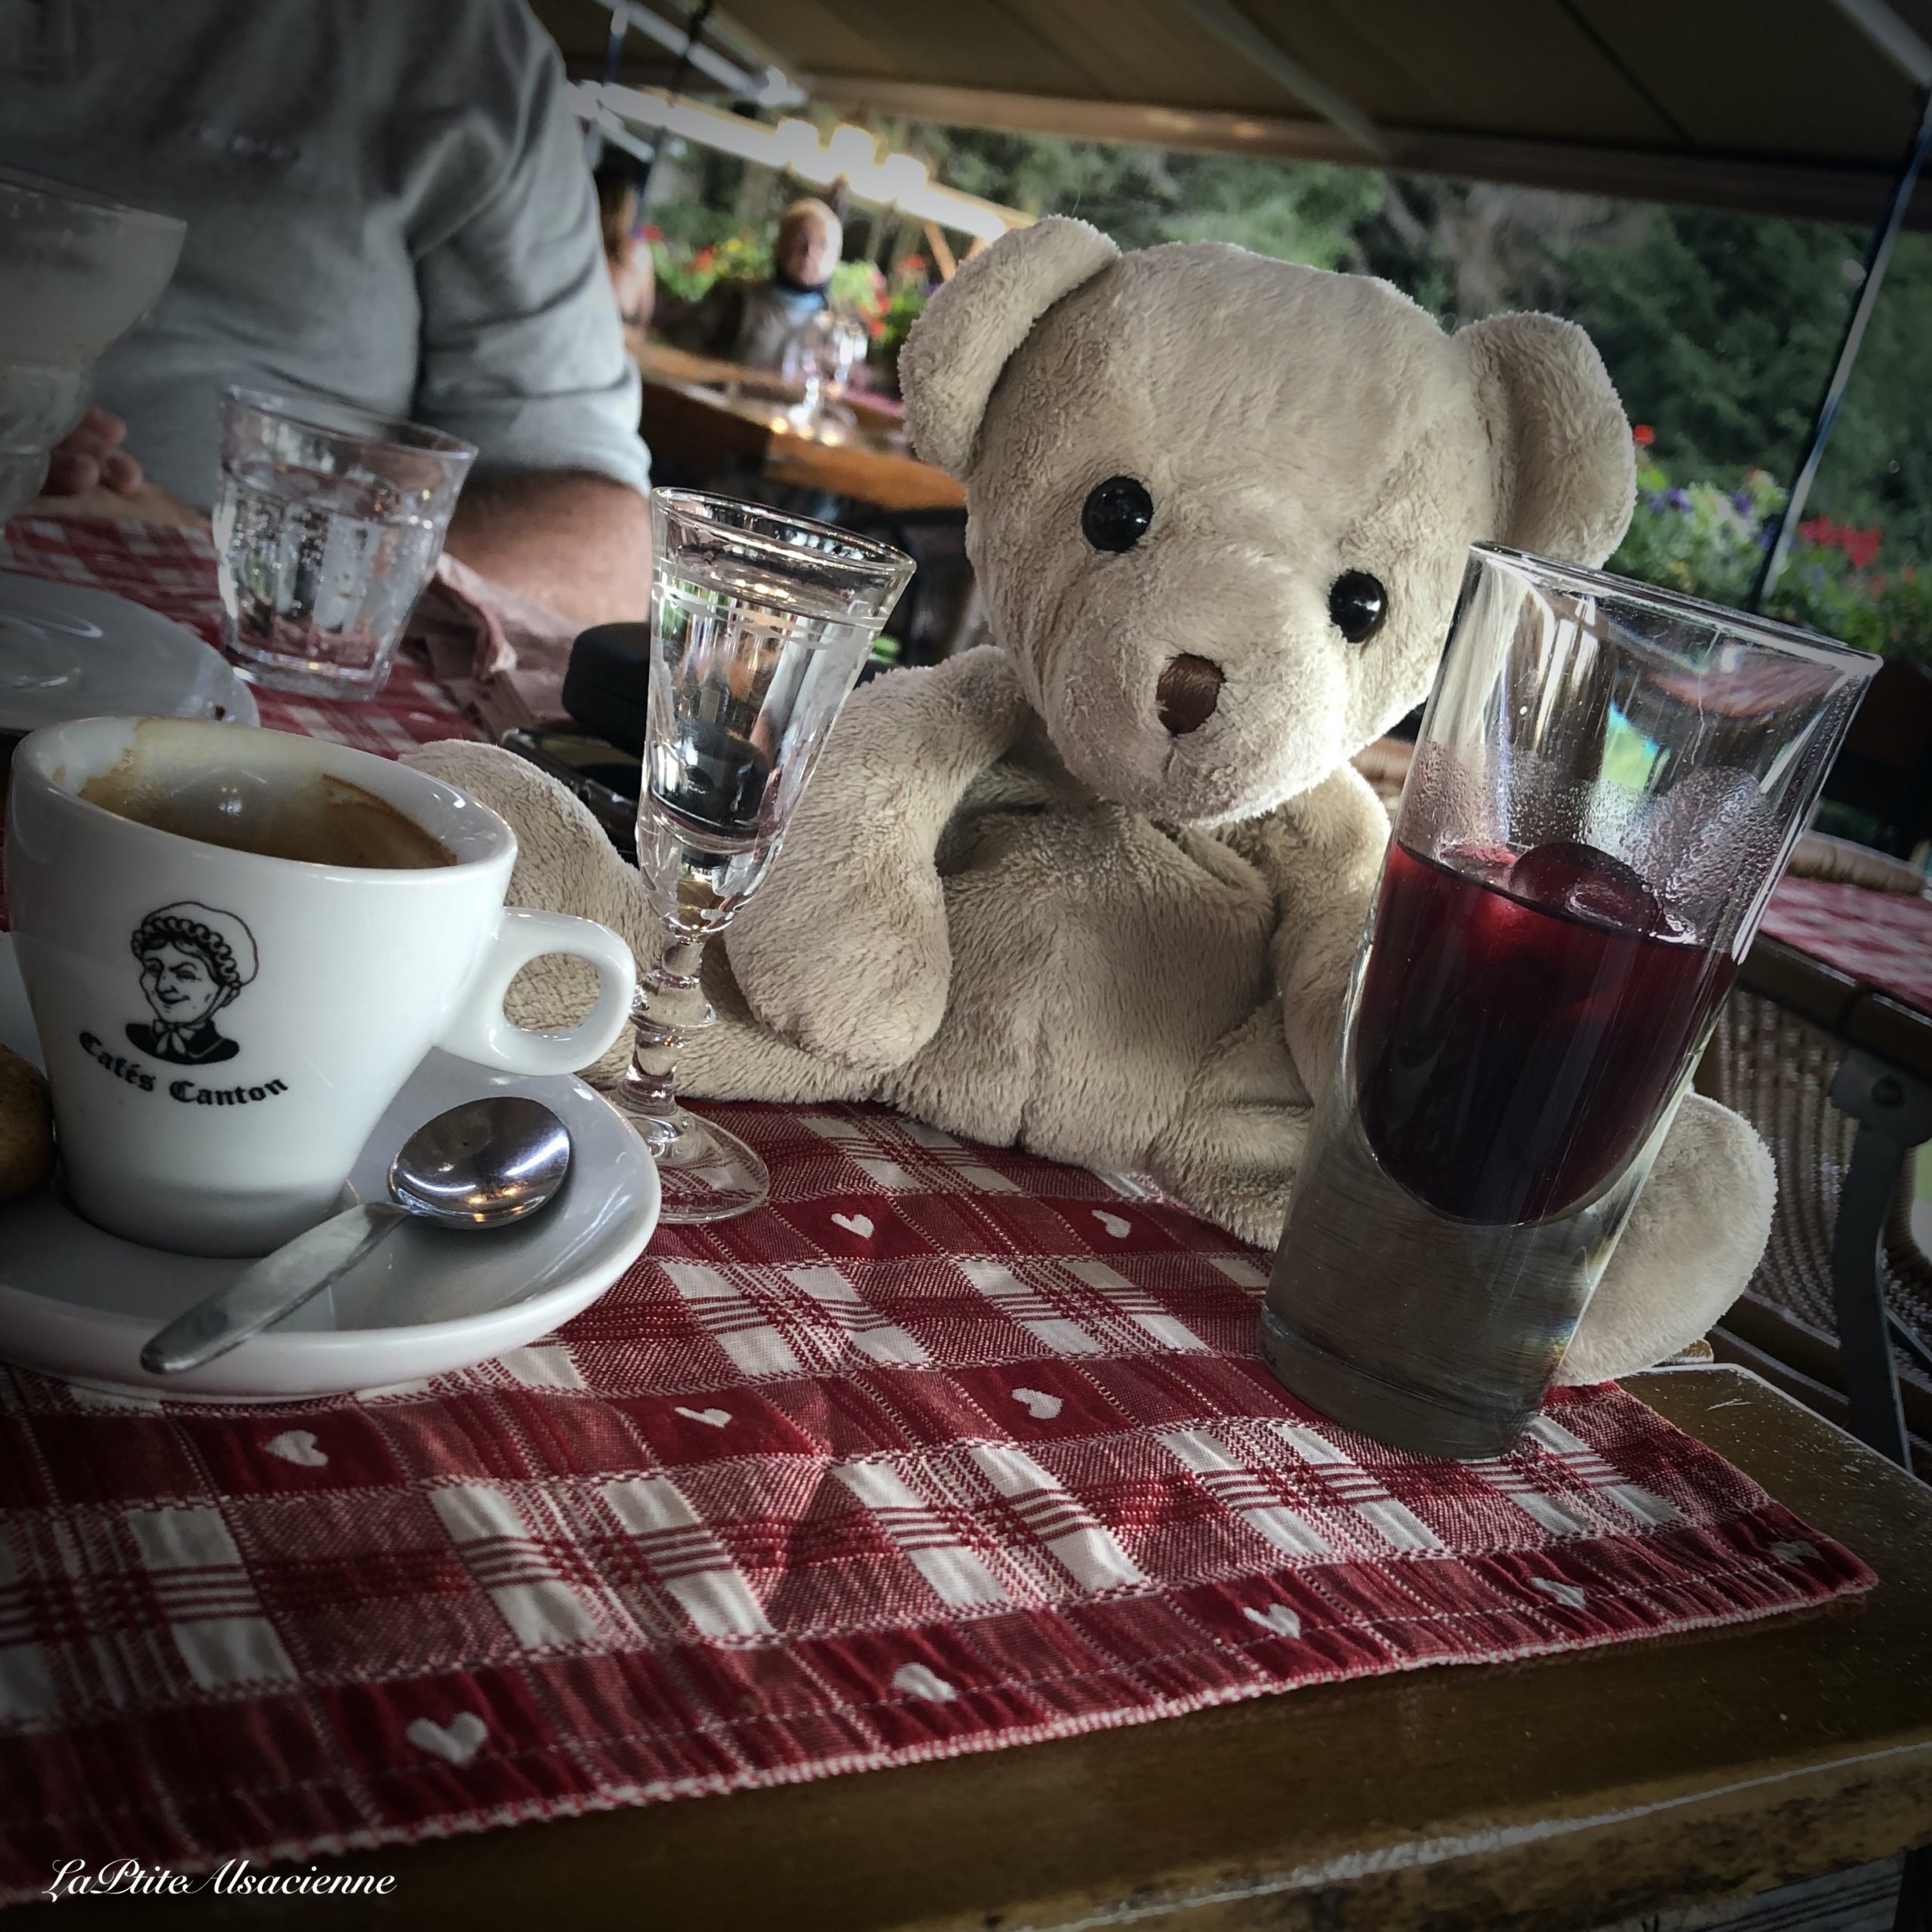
[13,712,635,1256]
[82,751,453,869]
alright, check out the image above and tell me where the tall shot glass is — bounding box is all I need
[612,490,913,1223]
[1261,544,1881,1457]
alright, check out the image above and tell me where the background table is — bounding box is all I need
[637,362,964,512]
[11,1366,1930,1932]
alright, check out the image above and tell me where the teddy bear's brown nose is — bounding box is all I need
[1155,654,1224,735]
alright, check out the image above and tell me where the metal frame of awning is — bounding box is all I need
[555,1,1932,233]
[800,73,1932,236]
[1749,0,1932,605]
[571,82,1027,242]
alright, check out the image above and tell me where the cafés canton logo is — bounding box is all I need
[76,901,291,1106]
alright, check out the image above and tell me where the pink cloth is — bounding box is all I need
[0,1100,1875,1901]
[415,551,581,739]
[0,515,482,754]
[0,513,1880,1900]
[1764,874,1932,1016]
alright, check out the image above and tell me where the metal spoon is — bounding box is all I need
[140,1097,573,1376]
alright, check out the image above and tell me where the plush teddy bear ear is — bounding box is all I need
[901,216,1120,478]
[1456,312,1635,568]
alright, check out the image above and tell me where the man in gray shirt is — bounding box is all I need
[3,0,651,622]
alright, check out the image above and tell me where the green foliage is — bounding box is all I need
[1565,211,1844,474]
[919,128,1379,266]
[827,258,888,328]
[648,228,771,303]
[1611,451,1932,669]
[878,272,928,358]
[643,115,1932,572]
[1562,209,1932,563]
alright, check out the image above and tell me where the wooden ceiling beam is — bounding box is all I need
[804,75,1932,231]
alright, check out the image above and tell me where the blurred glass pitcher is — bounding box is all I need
[0,168,185,519]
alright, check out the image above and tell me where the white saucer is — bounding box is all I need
[0,570,257,735]
[0,933,658,1402]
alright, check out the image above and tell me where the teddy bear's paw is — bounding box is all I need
[1149,1123,1301,1251]
[403,741,659,963]
[1148,1004,1312,1249]
[728,885,951,1074]
[1555,1092,1775,1385]
[721,652,1032,1074]
[671,945,883,1106]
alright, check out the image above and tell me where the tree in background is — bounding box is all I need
[927,126,1380,266]
[1563,207,1932,561]
[912,128,1932,579]
[640,115,1932,586]
[1351,177,1632,321]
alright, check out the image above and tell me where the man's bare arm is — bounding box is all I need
[444,470,652,626]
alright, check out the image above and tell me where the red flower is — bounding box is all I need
[1794,516,1883,571]
[1632,423,1655,447]
[1844,526,1881,570]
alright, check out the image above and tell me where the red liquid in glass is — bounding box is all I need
[1354,841,1737,1224]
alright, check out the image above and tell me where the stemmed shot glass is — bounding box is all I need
[614,489,912,1223]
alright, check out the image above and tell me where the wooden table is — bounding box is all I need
[20,1365,1930,1931]
[637,338,907,434]
[637,351,964,515]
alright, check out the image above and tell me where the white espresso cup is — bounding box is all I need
[5,717,637,1256]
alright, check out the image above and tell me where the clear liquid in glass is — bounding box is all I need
[213,459,443,695]
[638,558,882,935]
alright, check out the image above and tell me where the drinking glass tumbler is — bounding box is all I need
[212,387,475,700]
[614,489,913,1223]
[1262,543,1880,1457]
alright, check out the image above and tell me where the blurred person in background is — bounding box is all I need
[3,0,652,624]
[660,198,842,371]
[595,155,657,338]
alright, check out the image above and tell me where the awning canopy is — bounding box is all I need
[536,0,1932,230]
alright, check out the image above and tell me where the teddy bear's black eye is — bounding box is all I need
[1081,475,1153,553]
[1328,571,1387,643]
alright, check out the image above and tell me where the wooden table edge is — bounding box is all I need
[13,1364,1932,1932]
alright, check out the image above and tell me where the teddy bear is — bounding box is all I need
[408,217,1774,1385]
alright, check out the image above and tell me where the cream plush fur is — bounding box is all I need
[408,219,1777,1385]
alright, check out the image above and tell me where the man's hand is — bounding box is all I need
[43,407,144,497]
[444,470,651,626]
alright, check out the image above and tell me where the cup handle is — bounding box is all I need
[438,908,637,1078]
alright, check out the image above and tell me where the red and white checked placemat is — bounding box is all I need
[0,511,1881,1897]
[1762,873,1932,1017]
[0,514,479,758]
[0,1104,1873,1902]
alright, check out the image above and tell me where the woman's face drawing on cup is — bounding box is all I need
[143,945,222,1024]
[126,903,258,1066]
